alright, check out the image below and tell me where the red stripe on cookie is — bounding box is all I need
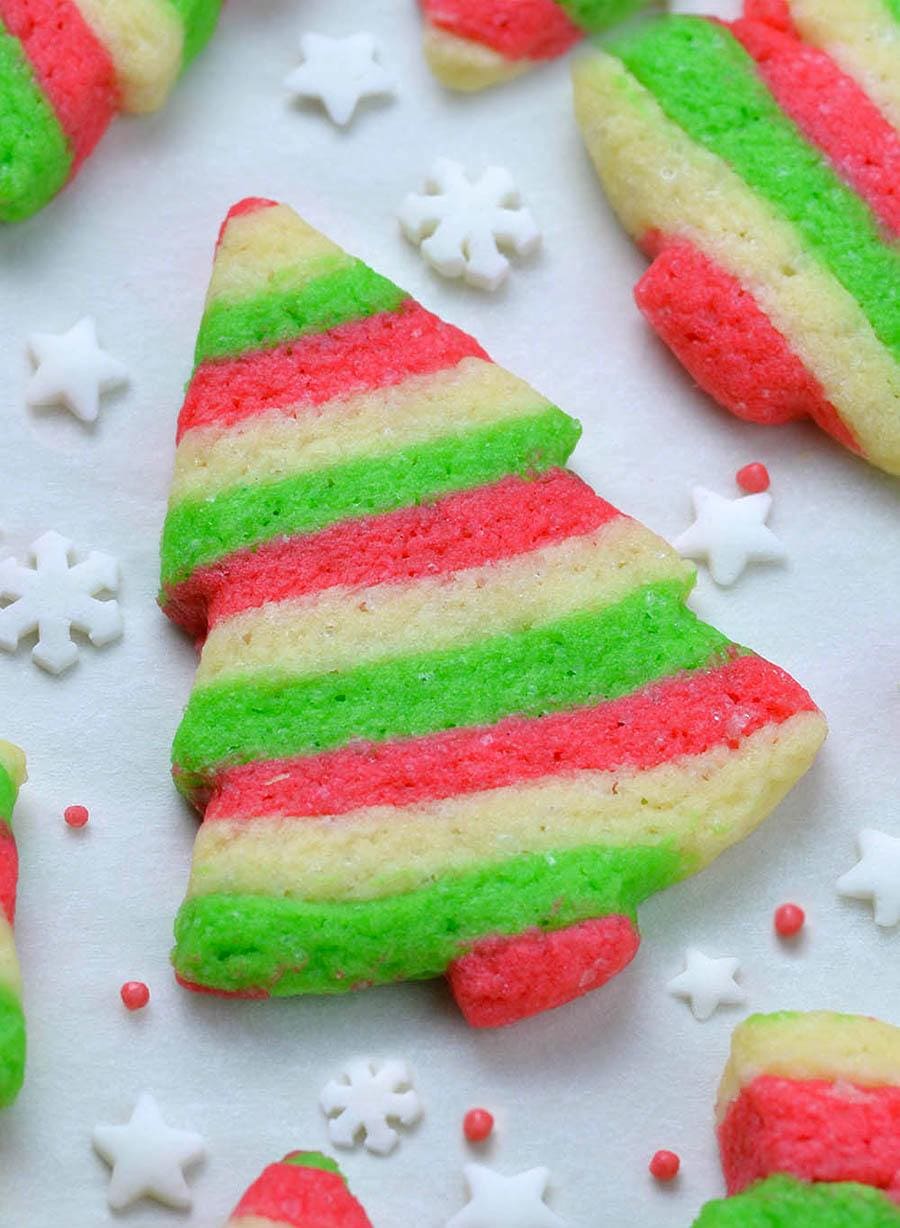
[231,1160,372,1227]
[449,915,641,1027]
[0,0,118,171]
[635,238,861,453]
[0,825,17,926]
[205,654,817,822]
[720,1075,900,1198]
[164,469,616,638]
[176,300,487,441]
[422,0,582,61]
[732,16,900,236]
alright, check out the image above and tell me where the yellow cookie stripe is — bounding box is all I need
[423,24,532,91]
[0,742,25,790]
[0,917,22,998]
[788,0,900,134]
[76,0,184,113]
[573,53,900,475]
[717,1010,900,1121]
[188,714,825,902]
[170,358,554,502]
[228,1219,292,1228]
[206,204,352,307]
[195,516,690,684]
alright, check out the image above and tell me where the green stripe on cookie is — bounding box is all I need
[160,406,582,586]
[0,766,16,827]
[283,1153,344,1176]
[558,0,647,33]
[611,17,900,360]
[163,0,222,64]
[881,0,900,22]
[173,581,729,785]
[0,982,25,1109]
[0,23,72,222]
[173,840,685,994]
[193,261,407,365]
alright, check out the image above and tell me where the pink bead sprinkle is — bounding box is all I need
[775,903,806,938]
[64,805,89,829]
[463,1109,495,1143]
[736,462,770,494]
[120,981,150,1011]
[650,1150,681,1182]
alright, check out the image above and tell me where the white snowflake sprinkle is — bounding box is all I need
[0,531,122,674]
[399,158,541,291]
[320,1057,423,1155]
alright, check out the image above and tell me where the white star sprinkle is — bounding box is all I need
[673,487,786,586]
[837,828,900,928]
[26,317,129,424]
[447,1165,566,1228]
[285,32,395,127]
[667,948,747,1022]
[93,1093,206,1211]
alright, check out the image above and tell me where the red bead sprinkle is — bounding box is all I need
[775,903,806,938]
[120,981,150,1011]
[736,462,770,494]
[650,1150,681,1182]
[64,805,90,828]
[463,1109,495,1143]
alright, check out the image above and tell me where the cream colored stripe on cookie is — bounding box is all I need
[227,1219,296,1228]
[423,24,532,91]
[0,917,22,998]
[574,53,900,475]
[206,204,353,306]
[187,713,826,902]
[170,358,554,502]
[788,0,900,133]
[75,0,184,113]
[195,516,690,684]
[0,742,25,789]
[717,1010,900,1121]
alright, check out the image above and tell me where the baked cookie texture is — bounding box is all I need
[717,1011,900,1200]
[225,1152,372,1228]
[0,0,223,221]
[421,0,650,91]
[573,0,900,476]
[0,740,26,1109]
[693,1011,900,1224]
[694,1176,900,1227]
[161,196,826,1027]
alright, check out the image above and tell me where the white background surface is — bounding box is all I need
[0,1,897,1224]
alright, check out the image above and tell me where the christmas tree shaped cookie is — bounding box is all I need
[694,1011,900,1224]
[225,1151,372,1227]
[574,0,900,476]
[0,0,223,221]
[162,197,827,1027]
[421,0,651,92]
[0,740,26,1108]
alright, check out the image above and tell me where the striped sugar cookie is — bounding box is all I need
[0,741,26,1109]
[574,1,900,476]
[694,1176,900,1227]
[421,0,651,92]
[717,1012,900,1200]
[225,1152,372,1228]
[0,0,223,221]
[162,196,826,1027]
